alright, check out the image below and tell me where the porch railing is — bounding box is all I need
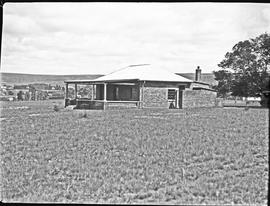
[65,98,142,109]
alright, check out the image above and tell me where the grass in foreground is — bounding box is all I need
[0,100,269,204]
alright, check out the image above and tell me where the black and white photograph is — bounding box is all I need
[0,2,269,204]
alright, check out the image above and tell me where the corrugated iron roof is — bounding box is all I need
[93,64,192,83]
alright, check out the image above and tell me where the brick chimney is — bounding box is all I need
[195,66,201,82]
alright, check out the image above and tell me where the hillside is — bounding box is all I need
[0,72,217,86]
[0,72,103,86]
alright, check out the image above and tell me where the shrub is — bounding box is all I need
[260,93,270,108]
[78,110,87,118]
[244,106,249,111]
[53,105,60,112]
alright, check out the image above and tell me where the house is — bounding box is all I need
[64,64,217,110]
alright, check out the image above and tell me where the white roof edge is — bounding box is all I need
[65,79,192,83]
[94,64,192,82]
[65,64,193,83]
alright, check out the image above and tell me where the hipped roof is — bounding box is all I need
[92,64,192,83]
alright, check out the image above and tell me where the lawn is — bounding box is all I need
[0,100,269,204]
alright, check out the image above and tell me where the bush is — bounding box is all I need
[53,105,60,112]
[260,93,270,108]
[78,110,87,118]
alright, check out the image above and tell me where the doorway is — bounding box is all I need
[178,85,185,109]
[168,89,177,108]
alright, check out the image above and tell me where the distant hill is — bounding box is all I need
[0,72,217,86]
[0,72,103,86]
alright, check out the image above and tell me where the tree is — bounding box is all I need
[215,33,270,98]
[8,90,14,95]
[17,91,23,101]
[213,70,233,98]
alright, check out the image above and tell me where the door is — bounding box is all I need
[168,89,177,108]
[178,85,185,109]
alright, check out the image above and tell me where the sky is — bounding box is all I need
[1,2,270,75]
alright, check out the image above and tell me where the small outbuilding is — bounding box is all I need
[64,64,217,109]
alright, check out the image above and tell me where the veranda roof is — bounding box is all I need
[96,64,192,82]
[65,64,192,84]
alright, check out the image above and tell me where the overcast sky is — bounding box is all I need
[1,3,270,75]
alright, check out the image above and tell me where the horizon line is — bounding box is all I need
[0,71,214,76]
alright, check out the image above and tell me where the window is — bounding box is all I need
[168,89,176,100]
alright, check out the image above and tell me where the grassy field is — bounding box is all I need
[0,100,268,204]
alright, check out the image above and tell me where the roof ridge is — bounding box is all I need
[105,64,151,75]
[128,64,151,67]
[93,64,193,82]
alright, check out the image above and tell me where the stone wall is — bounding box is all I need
[143,87,170,108]
[182,90,217,108]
